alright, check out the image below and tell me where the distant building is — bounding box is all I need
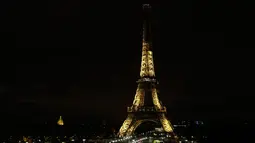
[57,116,64,126]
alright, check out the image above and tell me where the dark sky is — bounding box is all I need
[0,1,254,123]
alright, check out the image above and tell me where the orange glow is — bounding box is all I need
[57,116,64,126]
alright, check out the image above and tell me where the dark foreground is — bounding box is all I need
[0,118,254,143]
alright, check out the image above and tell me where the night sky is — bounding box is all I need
[0,1,254,124]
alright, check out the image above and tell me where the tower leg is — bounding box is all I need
[159,114,179,142]
[118,114,134,137]
[158,113,174,133]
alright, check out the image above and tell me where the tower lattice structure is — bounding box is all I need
[117,4,178,141]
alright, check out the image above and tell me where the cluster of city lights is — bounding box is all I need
[1,121,206,143]
[109,135,133,143]
[1,136,87,143]
[179,140,196,143]
[132,137,148,143]
[109,130,179,143]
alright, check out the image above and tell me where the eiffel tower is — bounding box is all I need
[117,4,178,141]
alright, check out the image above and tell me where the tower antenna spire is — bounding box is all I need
[140,3,155,78]
[142,3,152,44]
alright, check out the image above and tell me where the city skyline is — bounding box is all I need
[1,2,253,124]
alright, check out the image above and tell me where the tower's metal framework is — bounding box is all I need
[117,4,178,141]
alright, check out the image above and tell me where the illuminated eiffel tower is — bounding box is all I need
[117,4,178,141]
